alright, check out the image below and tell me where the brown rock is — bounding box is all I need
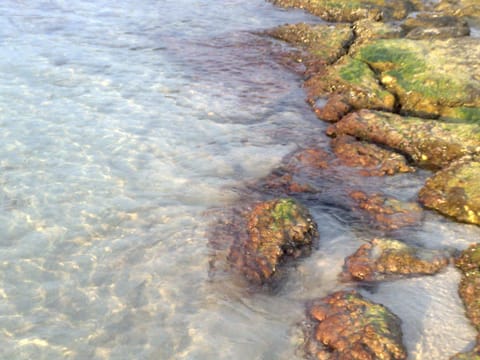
[305,290,407,359]
[328,110,480,170]
[342,238,451,281]
[228,198,318,284]
[350,191,423,230]
[331,135,414,176]
[270,0,415,22]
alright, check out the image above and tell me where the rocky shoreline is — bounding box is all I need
[210,1,480,358]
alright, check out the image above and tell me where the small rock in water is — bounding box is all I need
[341,238,451,282]
[228,198,318,285]
[350,190,424,230]
[304,290,407,360]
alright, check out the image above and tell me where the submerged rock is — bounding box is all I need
[451,336,480,360]
[258,147,331,194]
[455,243,480,330]
[270,0,414,22]
[267,23,354,65]
[342,238,451,281]
[354,38,480,118]
[327,110,480,170]
[331,135,414,176]
[350,190,423,230]
[304,290,407,359]
[419,157,480,225]
[228,198,318,284]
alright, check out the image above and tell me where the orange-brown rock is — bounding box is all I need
[305,290,407,359]
[228,198,318,284]
[331,135,414,176]
[350,191,423,230]
[342,238,451,281]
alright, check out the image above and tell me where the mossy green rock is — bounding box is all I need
[419,158,480,225]
[270,0,414,22]
[228,198,318,284]
[305,290,407,359]
[306,57,396,120]
[342,238,451,281]
[355,38,480,118]
[327,110,480,169]
[267,23,354,64]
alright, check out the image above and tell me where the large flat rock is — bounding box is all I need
[327,110,480,170]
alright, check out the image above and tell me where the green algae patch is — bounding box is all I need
[354,38,480,118]
[227,198,318,284]
[267,23,354,64]
[306,57,396,121]
[441,107,480,123]
[419,158,480,225]
[270,0,414,22]
[305,290,407,359]
[327,110,480,169]
[342,238,451,281]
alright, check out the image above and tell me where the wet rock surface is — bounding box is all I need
[270,0,415,22]
[401,12,470,39]
[435,0,480,18]
[258,147,331,194]
[306,57,396,122]
[331,135,415,176]
[327,110,480,170]
[342,238,451,281]
[419,157,480,225]
[267,23,354,65]
[452,244,480,359]
[304,290,407,360]
[455,243,480,329]
[350,190,423,230]
[227,198,318,285]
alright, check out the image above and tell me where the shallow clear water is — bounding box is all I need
[0,1,479,359]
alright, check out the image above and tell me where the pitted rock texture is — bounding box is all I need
[342,238,451,281]
[304,290,407,360]
[327,110,480,170]
[419,157,480,225]
[228,198,318,284]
